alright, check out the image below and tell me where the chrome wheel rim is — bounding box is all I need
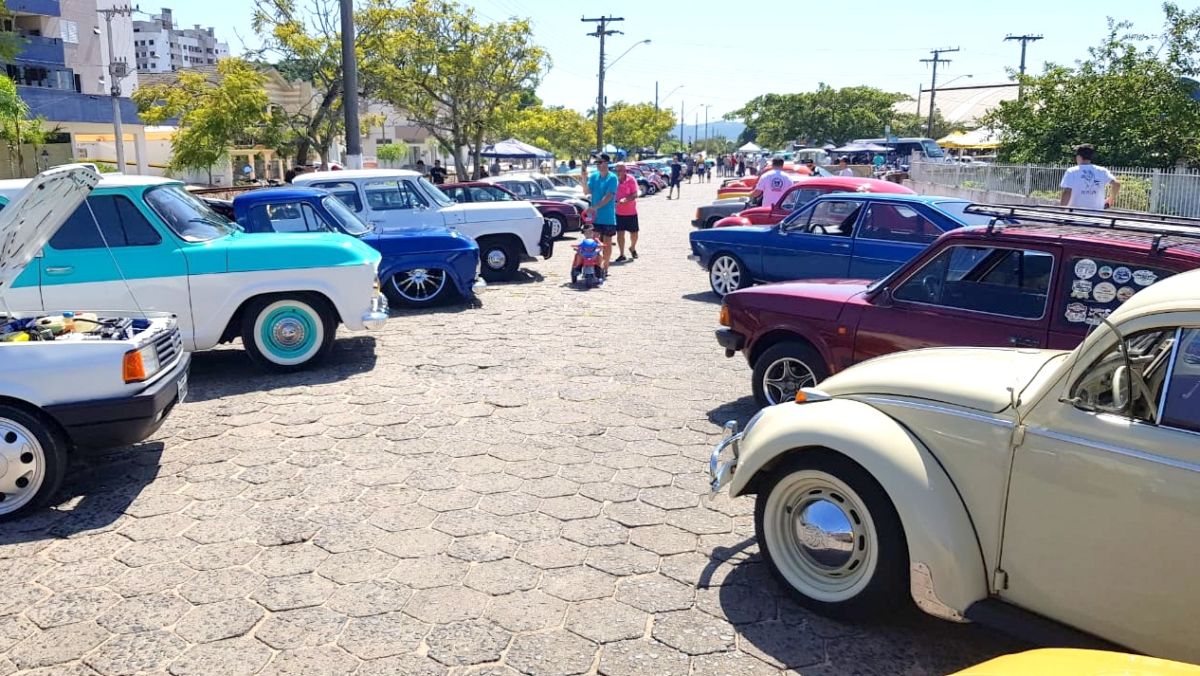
[392,268,446,302]
[710,256,741,296]
[763,357,817,405]
[486,248,508,270]
[547,217,564,238]
[764,470,878,602]
[0,418,46,516]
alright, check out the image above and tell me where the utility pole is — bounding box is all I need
[920,46,959,138]
[654,81,658,112]
[1004,34,1043,98]
[582,15,624,154]
[340,0,362,169]
[703,106,709,154]
[678,100,684,154]
[98,5,133,173]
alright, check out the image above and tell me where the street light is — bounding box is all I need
[608,38,650,71]
[657,84,682,111]
[701,104,713,154]
[595,38,650,153]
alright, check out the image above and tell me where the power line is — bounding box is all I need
[919,46,959,137]
[1004,34,1043,98]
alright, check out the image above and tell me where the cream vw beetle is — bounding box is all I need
[710,267,1200,662]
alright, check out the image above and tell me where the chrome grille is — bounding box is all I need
[153,326,183,366]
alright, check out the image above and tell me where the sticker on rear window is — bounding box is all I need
[1065,302,1087,323]
[1071,280,1093,299]
[1112,267,1132,284]
[1116,286,1136,302]
[1092,282,1116,303]
[1097,265,1113,280]
[1074,259,1097,279]
[1133,269,1158,286]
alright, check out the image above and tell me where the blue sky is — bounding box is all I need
[185,0,1181,120]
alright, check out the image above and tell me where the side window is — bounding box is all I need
[443,186,466,203]
[779,188,821,212]
[1070,329,1179,424]
[250,202,327,233]
[502,181,527,197]
[363,180,409,211]
[894,245,1054,319]
[312,181,362,212]
[858,203,943,244]
[1161,328,1200,432]
[468,187,496,202]
[806,200,861,236]
[400,181,429,208]
[49,195,161,250]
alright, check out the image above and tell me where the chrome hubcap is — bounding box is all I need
[486,249,507,269]
[763,358,817,405]
[0,419,46,515]
[548,217,563,238]
[711,256,740,295]
[272,318,307,348]
[794,500,854,568]
[393,268,446,301]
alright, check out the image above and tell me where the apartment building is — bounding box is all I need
[132,7,228,73]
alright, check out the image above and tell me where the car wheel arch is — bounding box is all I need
[219,289,342,344]
[730,398,988,618]
[748,329,833,372]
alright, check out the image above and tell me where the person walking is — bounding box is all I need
[489,158,501,176]
[581,154,619,277]
[429,160,447,184]
[613,162,640,262]
[752,157,795,209]
[667,154,683,199]
[837,158,854,177]
[1060,144,1121,210]
[685,154,696,183]
[736,156,745,177]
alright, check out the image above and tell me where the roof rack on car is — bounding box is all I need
[965,203,1200,248]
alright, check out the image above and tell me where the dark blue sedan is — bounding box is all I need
[687,193,995,297]
[232,187,483,307]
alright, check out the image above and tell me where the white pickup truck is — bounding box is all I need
[293,169,553,281]
[0,165,190,520]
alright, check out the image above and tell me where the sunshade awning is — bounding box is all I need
[480,138,554,159]
[737,142,762,153]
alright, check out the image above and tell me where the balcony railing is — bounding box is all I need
[16,35,65,65]
[7,0,60,17]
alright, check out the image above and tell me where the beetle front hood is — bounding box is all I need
[0,164,99,295]
[822,347,1068,413]
[442,201,542,224]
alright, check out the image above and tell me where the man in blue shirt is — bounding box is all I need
[582,153,619,276]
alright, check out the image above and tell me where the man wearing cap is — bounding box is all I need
[581,154,619,276]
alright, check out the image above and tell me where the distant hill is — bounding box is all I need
[670,120,746,143]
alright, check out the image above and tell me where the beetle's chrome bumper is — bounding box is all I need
[361,293,389,331]
[709,420,741,493]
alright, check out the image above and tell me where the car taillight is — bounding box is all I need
[719,305,730,327]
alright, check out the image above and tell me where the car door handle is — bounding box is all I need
[44,266,74,275]
[829,242,851,249]
[1009,335,1040,348]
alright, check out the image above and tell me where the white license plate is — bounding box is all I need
[177,373,188,403]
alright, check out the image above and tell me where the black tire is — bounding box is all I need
[545,215,566,239]
[704,216,721,229]
[751,341,830,408]
[384,268,455,308]
[479,237,521,282]
[708,253,751,297]
[0,404,67,521]
[754,451,909,620]
[241,293,337,372]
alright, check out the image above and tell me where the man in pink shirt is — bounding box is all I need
[613,162,640,262]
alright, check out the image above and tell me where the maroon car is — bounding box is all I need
[442,181,581,238]
[716,204,1200,406]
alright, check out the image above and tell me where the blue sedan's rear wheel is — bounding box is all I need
[385,268,452,308]
[709,254,750,297]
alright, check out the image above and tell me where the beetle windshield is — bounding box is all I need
[145,185,238,242]
[323,196,371,236]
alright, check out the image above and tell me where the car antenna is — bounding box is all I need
[84,199,150,320]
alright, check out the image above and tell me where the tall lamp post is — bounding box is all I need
[701,104,712,154]
[591,37,650,153]
[98,5,133,173]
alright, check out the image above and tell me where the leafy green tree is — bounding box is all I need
[0,2,23,63]
[0,75,48,176]
[727,85,907,148]
[134,58,272,183]
[604,102,675,152]
[984,3,1200,167]
[366,0,549,179]
[375,143,405,162]
[498,105,593,160]
[690,136,734,155]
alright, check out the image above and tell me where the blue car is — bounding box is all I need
[687,193,996,297]
[232,187,483,308]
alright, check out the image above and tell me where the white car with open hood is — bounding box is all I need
[293,169,552,282]
[709,266,1200,663]
[0,165,190,520]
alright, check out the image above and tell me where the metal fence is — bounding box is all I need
[910,160,1200,217]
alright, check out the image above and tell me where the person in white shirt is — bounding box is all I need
[751,158,795,209]
[1060,144,1121,210]
[837,158,854,177]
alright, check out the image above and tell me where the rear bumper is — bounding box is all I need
[687,254,704,268]
[715,328,745,356]
[540,221,556,259]
[691,219,706,229]
[46,353,191,449]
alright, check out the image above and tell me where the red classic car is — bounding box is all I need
[715,177,915,227]
[716,204,1200,406]
[441,181,581,238]
[716,165,812,199]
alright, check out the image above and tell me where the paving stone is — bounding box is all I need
[420,489,482,512]
[255,518,319,546]
[651,609,737,655]
[514,539,588,570]
[597,638,691,676]
[326,578,412,617]
[45,532,130,563]
[337,612,430,659]
[8,620,109,669]
[585,544,660,577]
[540,566,616,602]
[615,574,695,613]
[26,588,120,629]
[461,472,525,495]
[539,495,602,521]
[0,616,33,653]
[84,630,187,675]
[175,599,264,643]
[183,515,259,544]
[117,513,197,541]
[613,467,673,489]
[505,630,597,676]
[695,585,778,625]
[249,543,329,577]
[464,558,541,595]
[0,582,47,616]
[168,638,274,676]
[690,651,782,676]
[252,574,338,611]
[578,481,640,503]
[316,548,398,584]
[390,554,468,588]
[605,502,669,528]
[311,522,387,553]
[520,476,580,499]
[376,528,454,559]
[260,646,358,676]
[483,590,566,632]
[112,536,196,568]
[492,512,562,542]
[177,566,264,605]
[405,586,490,624]
[433,509,502,538]
[638,486,700,510]
[629,524,697,556]
[737,620,828,670]
[369,503,438,531]
[560,518,629,547]
[446,533,519,562]
[425,620,510,666]
[183,541,261,571]
[96,592,192,633]
[565,599,649,644]
[255,606,348,650]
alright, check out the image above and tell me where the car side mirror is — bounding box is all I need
[874,287,894,308]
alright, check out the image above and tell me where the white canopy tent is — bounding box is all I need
[737,142,762,153]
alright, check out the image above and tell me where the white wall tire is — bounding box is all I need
[241,295,336,371]
[754,452,910,620]
[0,405,65,521]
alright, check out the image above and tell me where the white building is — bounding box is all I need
[131,7,228,73]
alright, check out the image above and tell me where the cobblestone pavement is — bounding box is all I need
[0,177,1025,675]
